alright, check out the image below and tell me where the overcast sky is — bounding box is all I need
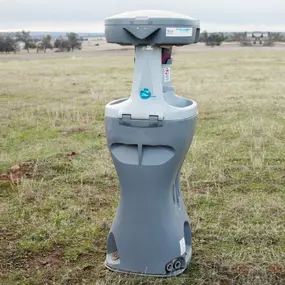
[0,0,284,32]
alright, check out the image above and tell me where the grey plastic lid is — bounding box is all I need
[105,10,199,25]
[105,10,200,46]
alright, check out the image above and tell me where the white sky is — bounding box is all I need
[0,0,284,32]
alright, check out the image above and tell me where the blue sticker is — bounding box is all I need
[140,88,154,100]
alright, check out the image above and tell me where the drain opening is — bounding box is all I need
[165,262,174,272]
[174,259,182,270]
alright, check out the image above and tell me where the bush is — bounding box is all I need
[205,33,226,47]
[0,34,18,53]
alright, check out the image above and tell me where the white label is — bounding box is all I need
[179,237,186,255]
[166,27,193,37]
[163,67,171,82]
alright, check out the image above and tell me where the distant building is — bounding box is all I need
[246,32,269,45]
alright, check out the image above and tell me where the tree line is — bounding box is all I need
[0,31,82,54]
[199,31,285,47]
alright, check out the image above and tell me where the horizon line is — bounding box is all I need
[1,21,285,33]
[1,29,285,33]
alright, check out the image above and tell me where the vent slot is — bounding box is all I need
[106,232,120,265]
[184,221,192,260]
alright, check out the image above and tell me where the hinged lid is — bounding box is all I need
[105,10,200,46]
[105,10,198,26]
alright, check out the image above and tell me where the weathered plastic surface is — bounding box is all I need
[105,10,200,46]
[105,115,197,276]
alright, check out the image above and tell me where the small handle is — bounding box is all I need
[119,115,163,128]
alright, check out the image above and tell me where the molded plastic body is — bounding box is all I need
[105,116,197,276]
[104,9,199,277]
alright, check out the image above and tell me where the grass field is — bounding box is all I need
[1,45,285,285]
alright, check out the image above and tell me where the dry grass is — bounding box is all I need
[1,46,285,284]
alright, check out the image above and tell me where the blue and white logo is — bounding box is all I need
[140,88,155,100]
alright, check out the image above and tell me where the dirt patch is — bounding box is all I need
[0,163,34,183]
[0,153,79,183]
[64,151,77,158]
[0,228,20,242]
[268,264,285,278]
[231,263,250,275]
[28,250,65,271]
[56,151,78,160]
[2,248,64,277]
